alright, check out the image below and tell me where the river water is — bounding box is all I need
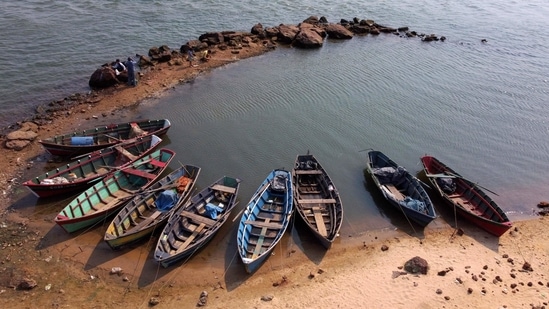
[4,0,549,251]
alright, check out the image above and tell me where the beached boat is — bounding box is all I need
[23,135,162,198]
[237,169,293,274]
[104,164,201,250]
[154,176,241,267]
[420,155,512,236]
[366,150,437,227]
[39,119,171,157]
[54,148,175,233]
[292,153,343,249]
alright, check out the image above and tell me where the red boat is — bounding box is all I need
[23,135,162,198]
[420,155,512,236]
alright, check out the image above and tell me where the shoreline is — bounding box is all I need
[1,18,548,308]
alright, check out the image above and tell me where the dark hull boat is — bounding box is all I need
[366,150,437,227]
[292,153,343,249]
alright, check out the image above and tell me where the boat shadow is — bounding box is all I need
[289,218,329,264]
[362,173,426,239]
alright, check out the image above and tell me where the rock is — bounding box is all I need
[197,290,208,307]
[325,24,354,39]
[277,24,300,44]
[149,297,160,306]
[5,139,32,151]
[538,201,549,208]
[381,244,389,251]
[522,262,533,271]
[251,23,265,36]
[404,256,429,274]
[20,122,38,132]
[392,271,408,279]
[436,288,442,294]
[89,67,119,89]
[261,295,274,301]
[6,130,38,141]
[17,278,37,290]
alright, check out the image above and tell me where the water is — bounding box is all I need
[5,1,549,236]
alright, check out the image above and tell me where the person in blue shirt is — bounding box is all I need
[125,57,137,86]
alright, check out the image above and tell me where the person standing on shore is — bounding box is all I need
[187,49,195,67]
[125,57,137,86]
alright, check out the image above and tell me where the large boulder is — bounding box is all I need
[404,256,429,274]
[277,24,300,44]
[89,67,119,89]
[325,24,354,39]
[149,45,172,62]
[198,32,225,46]
[293,26,324,48]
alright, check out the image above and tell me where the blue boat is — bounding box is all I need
[236,169,294,274]
[365,150,436,227]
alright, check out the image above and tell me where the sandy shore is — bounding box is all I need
[1,32,548,309]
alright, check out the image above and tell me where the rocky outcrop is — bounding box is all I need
[4,122,38,151]
[80,16,444,101]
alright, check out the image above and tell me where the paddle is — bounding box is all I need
[99,158,154,171]
[425,173,499,196]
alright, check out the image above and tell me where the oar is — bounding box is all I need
[178,160,193,177]
[102,134,122,142]
[99,158,153,171]
[425,173,499,196]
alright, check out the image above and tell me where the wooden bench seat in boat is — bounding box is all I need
[294,170,323,175]
[211,184,236,194]
[122,168,156,180]
[180,210,217,227]
[297,198,336,204]
[383,184,405,200]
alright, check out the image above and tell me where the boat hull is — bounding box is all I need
[24,135,162,198]
[39,119,170,157]
[154,176,241,267]
[104,165,201,250]
[366,150,436,227]
[420,155,511,236]
[54,148,175,233]
[293,154,343,249]
[237,169,294,273]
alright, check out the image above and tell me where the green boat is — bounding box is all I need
[54,148,176,233]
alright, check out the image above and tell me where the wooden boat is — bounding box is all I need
[420,155,512,236]
[54,148,175,233]
[154,176,241,267]
[39,119,171,157]
[292,153,343,249]
[23,135,162,198]
[236,169,293,274]
[366,150,437,227]
[104,164,201,250]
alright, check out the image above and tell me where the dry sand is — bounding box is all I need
[0,39,548,309]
